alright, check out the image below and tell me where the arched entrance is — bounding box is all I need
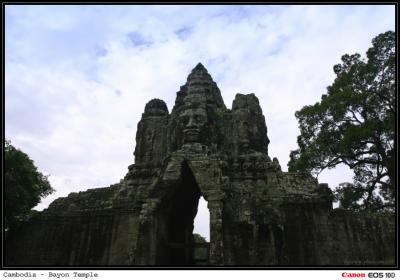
[164,161,209,265]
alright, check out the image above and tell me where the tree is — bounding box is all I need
[192,233,207,243]
[4,139,54,229]
[288,31,395,212]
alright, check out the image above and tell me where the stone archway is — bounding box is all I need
[134,155,225,266]
[164,161,202,265]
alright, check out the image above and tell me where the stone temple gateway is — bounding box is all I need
[5,63,395,266]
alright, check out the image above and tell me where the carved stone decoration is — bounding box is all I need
[5,63,395,266]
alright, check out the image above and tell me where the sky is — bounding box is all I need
[4,5,395,241]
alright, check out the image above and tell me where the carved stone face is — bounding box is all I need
[186,72,211,95]
[179,106,208,143]
[178,94,208,143]
[238,121,250,150]
[187,78,203,95]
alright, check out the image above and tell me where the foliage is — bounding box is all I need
[4,139,54,228]
[333,182,388,212]
[192,233,208,243]
[288,31,395,212]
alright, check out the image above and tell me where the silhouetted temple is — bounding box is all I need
[5,63,395,266]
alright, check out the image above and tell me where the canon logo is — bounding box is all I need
[342,272,366,278]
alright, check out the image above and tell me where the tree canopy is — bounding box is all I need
[288,31,395,212]
[4,139,54,228]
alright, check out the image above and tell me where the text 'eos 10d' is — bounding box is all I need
[368,273,396,279]
[49,272,99,278]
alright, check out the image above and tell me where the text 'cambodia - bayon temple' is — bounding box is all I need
[5,63,395,266]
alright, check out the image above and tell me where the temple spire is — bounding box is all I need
[186,62,213,84]
[194,62,205,70]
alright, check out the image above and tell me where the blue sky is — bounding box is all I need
[5,5,395,240]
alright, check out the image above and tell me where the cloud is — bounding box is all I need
[5,5,395,242]
[126,31,153,47]
[175,26,192,40]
